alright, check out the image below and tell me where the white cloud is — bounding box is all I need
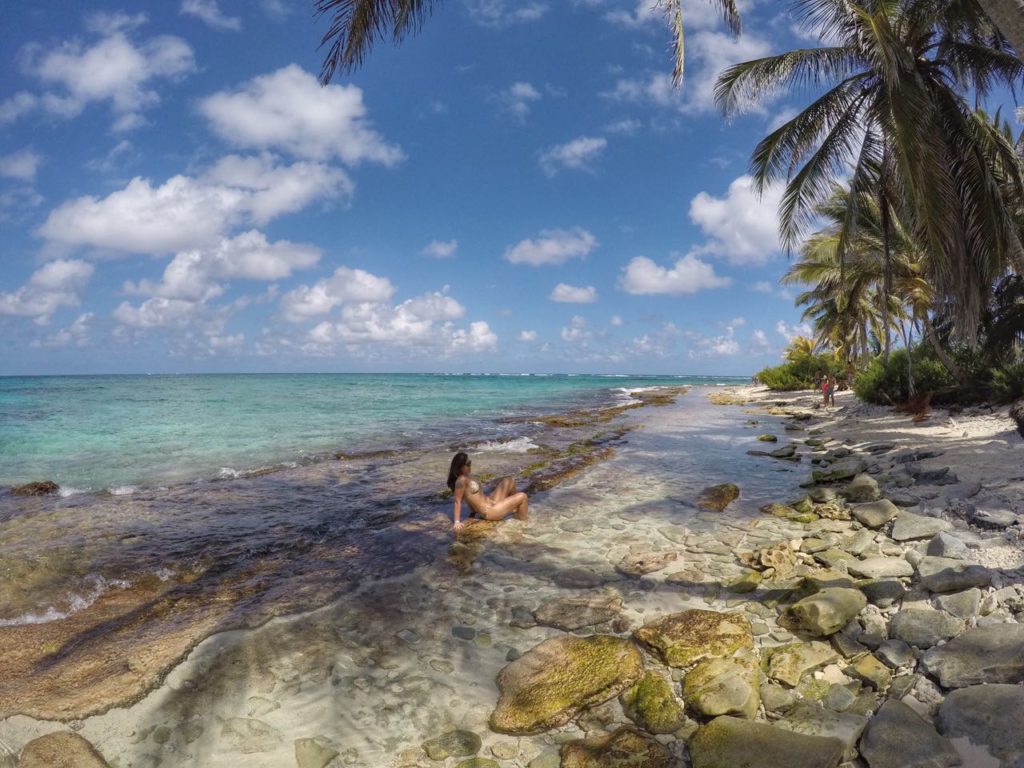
[199,65,403,165]
[33,312,94,348]
[124,230,320,302]
[0,259,94,323]
[114,296,203,329]
[518,329,538,341]
[768,106,799,132]
[39,155,351,255]
[493,81,543,122]
[421,239,459,259]
[17,14,195,131]
[465,0,547,27]
[776,320,814,343]
[539,136,607,177]
[504,227,598,265]
[181,0,242,30]
[688,317,745,358]
[619,254,731,295]
[560,315,591,342]
[610,314,623,326]
[753,281,774,293]
[281,266,396,322]
[689,175,784,265]
[605,118,642,135]
[550,283,598,303]
[0,149,42,181]
[750,329,772,354]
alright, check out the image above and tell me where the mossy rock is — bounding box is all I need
[489,635,643,735]
[760,503,797,518]
[727,570,763,594]
[782,588,867,637]
[689,716,845,768]
[682,655,760,719]
[560,727,672,768]
[758,434,779,442]
[697,484,740,512]
[422,730,481,760]
[620,671,686,734]
[634,609,753,668]
[455,760,500,768]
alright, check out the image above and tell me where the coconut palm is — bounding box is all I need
[715,0,1024,346]
[315,0,740,85]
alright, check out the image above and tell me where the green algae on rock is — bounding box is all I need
[782,587,867,637]
[560,727,673,768]
[633,609,753,668]
[697,483,740,512]
[489,635,643,735]
[682,655,760,719]
[620,671,686,734]
[767,642,839,688]
[688,716,845,768]
[422,730,482,760]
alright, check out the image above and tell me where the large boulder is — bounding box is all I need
[489,635,643,734]
[890,511,951,542]
[533,595,623,631]
[774,704,869,762]
[698,484,740,512]
[851,500,900,529]
[938,684,1024,767]
[633,609,753,668]
[688,716,845,768]
[682,655,760,720]
[619,672,686,734]
[921,624,1024,687]
[859,700,960,768]
[559,728,673,768]
[783,588,867,637]
[18,732,109,768]
[889,608,964,649]
[916,557,992,593]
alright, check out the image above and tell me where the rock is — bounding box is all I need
[698,483,740,512]
[863,442,897,454]
[760,682,799,713]
[17,732,109,768]
[938,684,1024,766]
[744,543,797,577]
[559,728,672,768]
[728,569,763,594]
[859,611,888,648]
[619,672,686,734]
[849,654,892,691]
[847,557,914,579]
[887,492,921,507]
[553,568,605,589]
[907,465,958,484]
[422,731,481,760]
[527,748,561,768]
[633,609,753,668]
[221,718,282,754]
[490,635,643,734]
[876,639,915,670]
[768,642,839,688]
[456,760,500,768]
[917,557,992,593]
[890,512,952,541]
[761,502,798,518]
[966,502,1020,530]
[688,716,845,768]
[616,551,678,577]
[295,738,340,768]
[890,608,964,649]
[774,704,869,761]
[934,589,980,620]
[770,444,800,460]
[859,700,959,768]
[844,474,880,502]
[925,533,969,560]
[533,595,623,631]
[859,579,907,608]
[783,588,867,637]
[1010,400,1024,438]
[510,605,536,628]
[11,480,59,497]
[682,655,760,719]
[921,624,1024,687]
[758,434,778,442]
[851,500,900,529]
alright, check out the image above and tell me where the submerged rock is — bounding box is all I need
[533,595,623,631]
[11,480,59,497]
[490,635,643,734]
[682,655,760,719]
[560,727,672,768]
[633,609,753,668]
[619,671,686,734]
[616,551,678,577]
[688,716,845,768]
[697,483,740,512]
[783,588,867,637]
[422,730,482,760]
[921,624,1024,687]
[295,738,340,768]
[18,732,109,768]
[859,700,959,768]
[221,718,282,754]
[938,684,1024,766]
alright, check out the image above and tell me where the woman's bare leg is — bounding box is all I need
[482,491,529,521]
[489,476,516,504]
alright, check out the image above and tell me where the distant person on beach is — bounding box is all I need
[826,375,837,407]
[447,452,529,532]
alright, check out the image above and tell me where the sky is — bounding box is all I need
[0,0,913,375]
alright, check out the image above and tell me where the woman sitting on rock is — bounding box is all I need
[447,452,529,532]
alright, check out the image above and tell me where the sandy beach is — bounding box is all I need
[3,385,1024,768]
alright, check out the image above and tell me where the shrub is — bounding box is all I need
[853,348,954,404]
[991,360,1024,403]
[757,364,807,391]
[756,352,841,391]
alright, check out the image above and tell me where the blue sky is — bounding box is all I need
[0,1,897,374]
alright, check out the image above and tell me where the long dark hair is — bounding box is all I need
[447,452,470,491]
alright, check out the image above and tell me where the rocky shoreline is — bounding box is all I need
[3,385,1023,767]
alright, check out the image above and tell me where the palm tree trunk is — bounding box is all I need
[899,320,915,397]
[880,190,893,364]
[976,0,1024,59]
[922,313,967,385]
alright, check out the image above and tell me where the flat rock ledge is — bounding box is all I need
[633,609,753,668]
[688,716,846,768]
[921,624,1024,687]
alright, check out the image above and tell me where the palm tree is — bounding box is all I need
[315,0,740,85]
[715,0,1024,347]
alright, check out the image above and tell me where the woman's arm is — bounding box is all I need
[453,482,465,531]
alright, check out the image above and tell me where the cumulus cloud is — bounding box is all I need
[14,13,195,131]
[0,259,94,323]
[114,296,205,329]
[493,81,543,122]
[33,312,94,348]
[199,65,402,165]
[619,254,731,295]
[281,266,396,322]
[465,0,547,27]
[776,320,814,343]
[688,317,746,358]
[518,329,538,341]
[181,0,242,30]
[750,329,772,354]
[560,315,591,342]
[0,149,42,181]
[421,239,459,259]
[39,155,351,255]
[688,175,783,264]
[550,283,597,303]
[539,136,607,177]
[504,227,598,266]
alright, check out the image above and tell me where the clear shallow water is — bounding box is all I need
[0,373,747,491]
